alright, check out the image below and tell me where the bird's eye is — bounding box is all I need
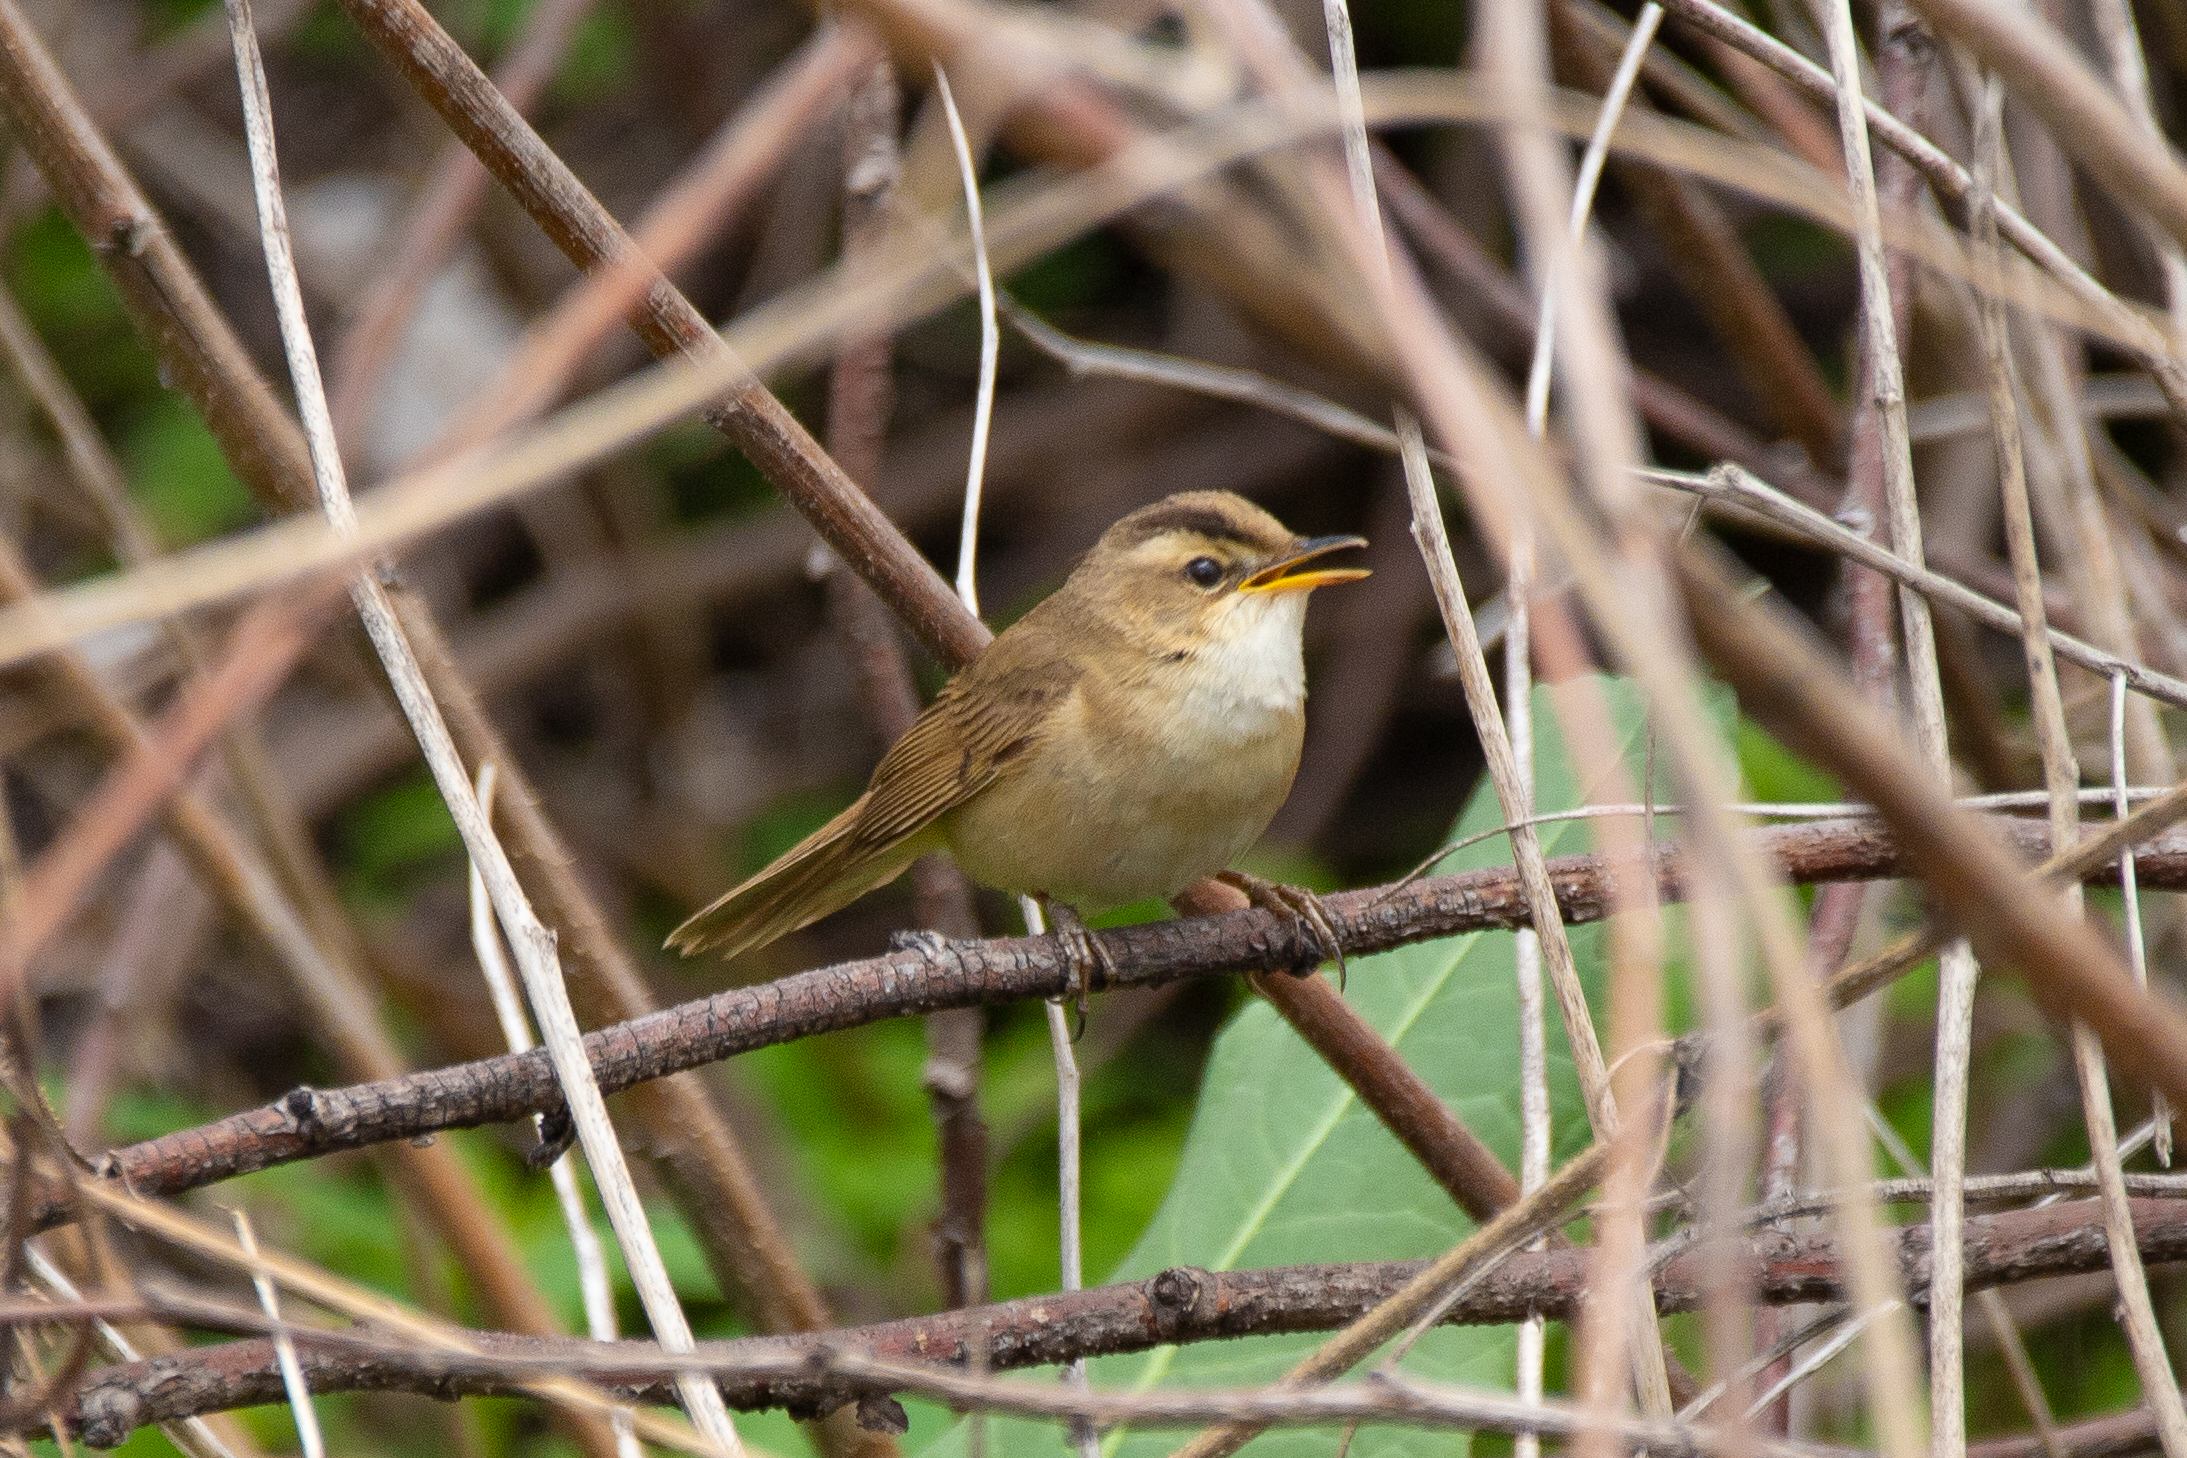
[1185,556,1223,588]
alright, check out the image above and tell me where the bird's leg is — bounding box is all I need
[1217,870,1348,989]
[1041,899,1116,1039]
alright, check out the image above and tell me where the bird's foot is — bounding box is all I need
[889,928,953,959]
[1218,871,1348,989]
[1044,901,1116,1039]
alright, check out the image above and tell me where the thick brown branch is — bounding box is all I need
[46,1197,2187,1446]
[45,816,2187,1225]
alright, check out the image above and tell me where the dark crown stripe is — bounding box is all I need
[1109,502,1267,550]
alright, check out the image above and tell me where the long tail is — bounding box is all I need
[666,795,935,961]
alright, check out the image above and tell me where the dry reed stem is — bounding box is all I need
[1397,426,1612,1130]
[467,766,643,1458]
[1403,416,1624,1170]
[2110,673,2166,1163]
[228,1210,322,1458]
[935,65,999,619]
[1954,77,2072,1458]
[827,49,992,1313]
[929,65,1083,1454]
[222,4,740,1443]
[1525,1,1661,435]
[1560,0,1766,143]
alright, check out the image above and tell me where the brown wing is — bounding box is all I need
[665,658,1073,961]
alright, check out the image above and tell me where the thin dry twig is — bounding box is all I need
[227,1210,322,1458]
[1648,464,2187,709]
[221,3,740,1444]
[468,765,642,1458]
[934,65,999,619]
[72,1177,717,1455]
[1524,1,1662,433]
[1395,423,1612,1129]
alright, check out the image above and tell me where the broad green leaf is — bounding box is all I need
[918,676,1723,1458]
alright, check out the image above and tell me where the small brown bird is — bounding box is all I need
[667,491,1368,971]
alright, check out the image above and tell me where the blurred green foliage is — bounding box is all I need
[7,208,258,550]
[1736,715,1839,805]
[333,769,466,910]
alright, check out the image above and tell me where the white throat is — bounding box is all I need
[1187,590,1309,729]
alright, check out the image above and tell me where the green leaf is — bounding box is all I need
[916,675,1722,1458]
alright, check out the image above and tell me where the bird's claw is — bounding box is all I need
[889,928,953,959]
[1046,904,1116,1039]
[1219,871,1348,989]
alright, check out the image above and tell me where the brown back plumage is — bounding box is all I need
[663,648,1073,959]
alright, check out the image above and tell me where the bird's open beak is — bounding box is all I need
[1239,535,1372,594]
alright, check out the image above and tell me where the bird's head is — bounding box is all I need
[1073,491,1370,655]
